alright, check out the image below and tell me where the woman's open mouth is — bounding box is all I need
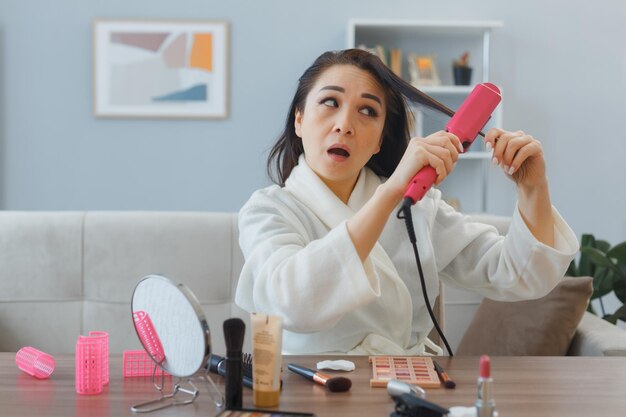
[327,145,351,161]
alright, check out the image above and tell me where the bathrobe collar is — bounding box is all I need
[284,154,379,230]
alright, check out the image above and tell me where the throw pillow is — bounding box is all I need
[456,277,593,356]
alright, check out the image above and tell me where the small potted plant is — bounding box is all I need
[452,52,472,86]
[567,234,626,324]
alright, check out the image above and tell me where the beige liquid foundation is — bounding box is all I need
[251,313,283,407]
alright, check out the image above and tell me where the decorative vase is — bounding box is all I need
[453,66,473,85]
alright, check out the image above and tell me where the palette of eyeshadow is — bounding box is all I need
[369,356,441,388]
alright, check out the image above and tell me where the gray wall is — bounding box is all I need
[1,0,626,246]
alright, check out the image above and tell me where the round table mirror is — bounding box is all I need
[130,274,223,412]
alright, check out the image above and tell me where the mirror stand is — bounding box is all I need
[131,365,224,413]
[197,370,225,408]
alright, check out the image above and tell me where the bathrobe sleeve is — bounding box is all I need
[431,195,579,300]
[234,189,382,332]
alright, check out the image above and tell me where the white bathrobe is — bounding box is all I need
[235,156,578,355]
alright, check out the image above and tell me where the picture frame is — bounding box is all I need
[93,19,229,119]
[408,53,441,87]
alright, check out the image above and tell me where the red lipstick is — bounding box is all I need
[476,355,496,417]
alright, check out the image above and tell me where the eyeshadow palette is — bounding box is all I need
[369,356,441,388]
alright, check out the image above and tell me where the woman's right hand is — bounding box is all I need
[384,130,463,202]
[348,130,462,262]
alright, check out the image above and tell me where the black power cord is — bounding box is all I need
[397,198,454,357]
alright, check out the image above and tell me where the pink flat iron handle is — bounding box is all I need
[403,83,502,204]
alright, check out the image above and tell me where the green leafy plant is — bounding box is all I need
[567,234,626,324]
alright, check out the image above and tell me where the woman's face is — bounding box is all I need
[294,64,387,200]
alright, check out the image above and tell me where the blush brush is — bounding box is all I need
[287,363,351,392]
[223,318,245,408]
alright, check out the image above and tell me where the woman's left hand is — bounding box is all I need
[484,128,547,188]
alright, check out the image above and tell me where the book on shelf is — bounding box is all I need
[390,48,402,77]
[357,44,402,78]
[375,45,388,66]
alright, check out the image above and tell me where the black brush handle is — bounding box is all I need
[210,353,281,391]
[217,358,253,389]
[208,354,223,374]
[225,355,243,408]
[210,354,253,378]
[287,363,316,381]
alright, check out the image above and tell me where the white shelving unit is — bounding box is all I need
[347,19,504,213]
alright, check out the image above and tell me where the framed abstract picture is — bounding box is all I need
[93,20,229,119]
[408,53,441,87]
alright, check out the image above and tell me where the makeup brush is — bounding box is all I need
[208,354,254,389]
[433,360,456,389]
[223,318,245,408]
[287,363,351,392]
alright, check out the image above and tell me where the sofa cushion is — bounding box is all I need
[456,277,593,356]
[569,311,626,356]
[0,212,83,301]
[0,302,82,353]
[83,212,234,304]
[0,211,245,354]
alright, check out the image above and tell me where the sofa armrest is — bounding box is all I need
[568,311,626,356]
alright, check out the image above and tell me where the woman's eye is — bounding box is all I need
[360,106,378,117]
[321,98,338,107]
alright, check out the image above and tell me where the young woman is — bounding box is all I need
[235,49,577,355]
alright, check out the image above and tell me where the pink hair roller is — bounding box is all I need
[15,346,55,379]
[123,350,170,378]
[88,331,109,385]
[133,310,165,363]
[75,335,103,395]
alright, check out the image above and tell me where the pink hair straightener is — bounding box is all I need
[397,83,502,357]
[403,82,502,205]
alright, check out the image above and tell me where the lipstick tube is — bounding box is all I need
[476,355,495,417]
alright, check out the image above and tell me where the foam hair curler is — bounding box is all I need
[15,346,55,379]
[133,310,166,364]
[123,350,170,378]
[403,83,502,204]
[75,335,104,395]
[88,331,109,385]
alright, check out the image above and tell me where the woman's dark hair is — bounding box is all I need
[267,48,455,185]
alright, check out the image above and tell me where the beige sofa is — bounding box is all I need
[1,211,625,356]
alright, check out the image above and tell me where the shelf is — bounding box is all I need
[348,19,503,37]
[415,85,475,95]
[349,18,503,88]
[348,19,503,213]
